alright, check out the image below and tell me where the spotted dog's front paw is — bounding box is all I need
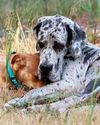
[4,98,21,108]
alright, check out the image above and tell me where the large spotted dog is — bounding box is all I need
[4,15,100,112]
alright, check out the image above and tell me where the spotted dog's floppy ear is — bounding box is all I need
[33,22,42,51]
[66,23,86,59]
[33,22,42,38]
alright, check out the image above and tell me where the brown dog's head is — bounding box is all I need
[10,53,44,89]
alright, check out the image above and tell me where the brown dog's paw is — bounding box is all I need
[12,88,26,97]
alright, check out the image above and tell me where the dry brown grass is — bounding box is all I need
[0,103,100,125]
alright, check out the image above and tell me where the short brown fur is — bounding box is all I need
[0,52,45,91]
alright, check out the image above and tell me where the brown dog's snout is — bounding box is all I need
[40,63,52,73]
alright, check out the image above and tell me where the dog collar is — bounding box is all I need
[6,52,22,88]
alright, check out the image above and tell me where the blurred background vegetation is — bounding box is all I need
[0,0,99,25]
[0,0,100,51]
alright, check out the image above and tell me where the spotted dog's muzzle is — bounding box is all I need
[38,48,65,82]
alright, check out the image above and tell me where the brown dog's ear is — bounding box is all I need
[10,54,26,71]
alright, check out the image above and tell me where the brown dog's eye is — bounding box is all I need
[38,42,45,49]
[53,41,64,51]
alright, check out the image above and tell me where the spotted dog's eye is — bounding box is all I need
[38,42,45,49]
[53,41,64,51]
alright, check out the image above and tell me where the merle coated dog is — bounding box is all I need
[4,15,100,112]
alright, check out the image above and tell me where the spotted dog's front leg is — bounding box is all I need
[26,95,84,113]
[25,86,100,113]
[4,79,78,108]
[49,87,100,112]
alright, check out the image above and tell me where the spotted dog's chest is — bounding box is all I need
[62,44,100,90]
[62,57,88,85]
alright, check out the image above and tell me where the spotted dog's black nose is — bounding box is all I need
[40,64,52,73]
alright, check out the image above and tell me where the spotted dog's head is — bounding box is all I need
[33,15,86,82]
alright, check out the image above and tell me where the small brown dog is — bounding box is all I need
[0,52,45,91]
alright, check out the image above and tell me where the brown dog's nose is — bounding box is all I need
[40,64,52,73]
